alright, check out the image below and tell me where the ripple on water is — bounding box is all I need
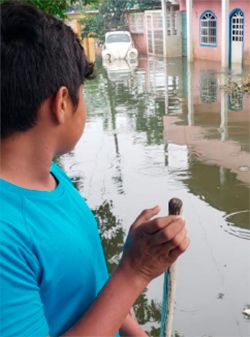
[223,210,250,240]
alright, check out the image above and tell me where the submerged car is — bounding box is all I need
[102,31,138,61]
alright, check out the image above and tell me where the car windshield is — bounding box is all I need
[106,34,131,43]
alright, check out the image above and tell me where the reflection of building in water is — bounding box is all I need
[164,59,250,185]
[163,61,250,232]
[200,71,217,104]
[228,91,243,111]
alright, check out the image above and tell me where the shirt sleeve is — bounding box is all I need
[0,220,49,337]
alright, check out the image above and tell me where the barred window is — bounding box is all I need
[200,11,217,46]
[231,10,244,42]
[130,13,144,33]
[200,71,217,103]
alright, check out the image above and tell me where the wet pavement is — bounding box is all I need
[60,56,250,337]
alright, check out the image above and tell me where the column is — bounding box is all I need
[187,62,194,125]
[161,0,168,57]
[221,0,229,68]
[186,0,193,62]
[220,74,228,141]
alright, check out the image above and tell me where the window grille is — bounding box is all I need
[228,92,243,111]
[166,11,177,35]
[146,11,163,56]
[200,71,217,103]
[200,11,217,46]
[130,13,144,33]
[231,11,244,42]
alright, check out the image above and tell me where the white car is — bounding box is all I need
[102,31,138,61]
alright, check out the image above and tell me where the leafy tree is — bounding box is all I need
[80,14,104,40]
[0,0,99,18]
[79,0,162,41]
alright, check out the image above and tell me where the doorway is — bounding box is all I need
[229,8,244,65]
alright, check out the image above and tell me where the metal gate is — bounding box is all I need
[145,10,164,56]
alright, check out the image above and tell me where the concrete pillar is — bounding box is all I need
[186,0,193,62]
[162,0,168,57]
[187,62,194,125]
[221,0,229,68]
[220,73,228,141]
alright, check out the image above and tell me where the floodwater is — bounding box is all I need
[60,57,250,337]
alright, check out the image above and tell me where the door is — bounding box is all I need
[230,9,244,64]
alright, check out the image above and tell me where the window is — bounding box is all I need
[231,10,244,42]
[166,5,177,36]
[200,11,217,46]
[106,34,131,43]
[130,13,144,33]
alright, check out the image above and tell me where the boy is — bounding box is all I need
[0,1,190,336]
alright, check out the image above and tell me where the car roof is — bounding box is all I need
[105,31,130,36]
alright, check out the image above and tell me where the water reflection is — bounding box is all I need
[61,56,250,337]
[163,59,250,234]
[93,200,162,335]
[98,55,250,232]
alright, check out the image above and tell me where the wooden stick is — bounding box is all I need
[160,198,183,337]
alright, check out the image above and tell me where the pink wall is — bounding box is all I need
[179,0,250,64]
[131,33,147,55]
[127,14,147,56]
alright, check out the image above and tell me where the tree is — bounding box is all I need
[0,0,99,18]
[98,0,162,33]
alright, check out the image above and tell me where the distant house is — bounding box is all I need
[127,0,250,67]
[127,2,182,58]
[179,0,250,66]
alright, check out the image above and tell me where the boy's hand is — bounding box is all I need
[120,206,190,284]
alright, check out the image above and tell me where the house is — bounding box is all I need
[127,2,182,58]
[127,0,250,67]
[179,0,250,66]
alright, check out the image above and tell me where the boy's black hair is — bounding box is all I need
[1,1,93,139]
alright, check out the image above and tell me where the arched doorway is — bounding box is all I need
[229,8,244,65]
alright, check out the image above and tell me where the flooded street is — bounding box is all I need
[60,56,250,337]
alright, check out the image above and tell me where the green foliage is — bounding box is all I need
[93,200,125,273]
[0,0,99,18]
[27,0,70,18]
[97,0,162,33]
[133,289,161,325]
[93,200,162,333]
[79,15,104,40]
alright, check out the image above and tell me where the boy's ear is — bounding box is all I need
[52,86,70,124]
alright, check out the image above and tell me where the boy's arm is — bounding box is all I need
[59,208,189,337]
[61,262,148,336]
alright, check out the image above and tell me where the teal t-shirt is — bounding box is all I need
[0,163,110,337]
